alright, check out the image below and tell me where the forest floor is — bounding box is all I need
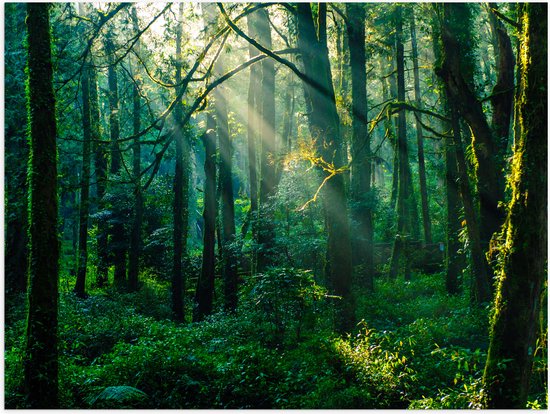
[5,271,548,409]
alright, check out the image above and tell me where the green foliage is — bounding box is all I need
[240,267,327,344]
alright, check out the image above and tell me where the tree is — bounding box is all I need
[436,3,493,303]
[487,2,515,199]
[90,60,109,288]
[346,3,374,290]
[105,32,127,289]
[438,3,505,251]
[242,11,260,263]
[483,4,547,407]
[24,3,59,407]
[127,7,144,293]
[73,53,92,298]
[410,9,432,245]
[256,8,278,272]
[388,5,417,281]
[172,2,188,321]
[296,3,354,332]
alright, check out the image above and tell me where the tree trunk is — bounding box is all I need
[346,3,374,291]
[242,12,260,263]
[256,8,277,271]
[90,61,108,287]
[74,23,92,298]
[483,4,547,407]
[410,11,432,245]
[439,3,504,249]
[105,35,126,289]
[296,3,354,333]
[488,2,515,196]
[127,7,143,293]
[449,101,492,304]
[195,113,217,321]
[216,55,238,312]
[172,3,187,321]
[444,129,463,295]
[24,3,59,407]
[389,6,416,281]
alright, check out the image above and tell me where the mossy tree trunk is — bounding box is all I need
[74,52,92,298]
[90,60,108,288]
[24,3,59,407]
[346,3,374,291]
[195,112,217,322]
[410,10,432,245]
[487,2,515,197]
[256,8,278,272]
[296,3,354,333]
[172,3,188,321]
[483,4,547,407]
[105,34,127,289]
[439,3,504,251]
[389,5,416,281]
[242,12,260,268]
[127,6,143,293]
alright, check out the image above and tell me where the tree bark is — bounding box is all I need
[346,3,374,291]
[410,10,432,245]
[172,3,187,321]
[439,3,504,249]
[105,34,127,289]
[483,4,547,407]
[195,114,217,321]
[24,3,59,407]
[127,7,143,293]
[256,8,277,271]
[296,3,354,333]
[242,12,260,263]
[90,61,108,287]
[488,2,515,197]
[389,6,416,281]
[74,20,92,298]
[449,101,492,304]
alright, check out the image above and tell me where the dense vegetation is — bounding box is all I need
[4,2,547,409]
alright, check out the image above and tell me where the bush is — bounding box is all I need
[240,267,327,345]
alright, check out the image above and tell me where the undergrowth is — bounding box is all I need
[4,271,547,409]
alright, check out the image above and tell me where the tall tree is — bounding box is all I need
[388,5,417,281]
[172,3,188,321]
[105,32,127,289]
[24,3,59,407]
[256,8,278,271]
[487,2,515,197]
[438,3,504,250]
[195,113,217,321]
[296,3,354,332]
[242,11,260,260]
[127,6,144,293]
[90,61,108,287]
[431,11,463,294]
[73,52,92,298]
[346,3,374,290]
[483,4,547,407]
[436,3,493,303]
[410,9,432,245]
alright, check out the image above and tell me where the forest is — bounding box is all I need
[4,2,547,409]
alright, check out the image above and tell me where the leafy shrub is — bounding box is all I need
[240,267,327,345]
